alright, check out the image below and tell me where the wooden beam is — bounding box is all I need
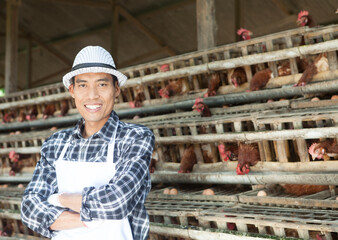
[196,0,217,50]
[33,67,69,87]
[117,5,176,56]
[5,0,20,94]
[0,12,72,66]
[253,14,297,36]
[24,31,72,66]
[271,0,293,15]
[38,0,111,8]
[120,47,168,67]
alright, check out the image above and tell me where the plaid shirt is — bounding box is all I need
[21,111,154,240]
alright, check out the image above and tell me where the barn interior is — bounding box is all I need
[0,0,338,239]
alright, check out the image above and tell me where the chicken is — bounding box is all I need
[9,151,29,176]
[18,109,27,122]
[2,111,16,123]
[204,73,221,97]
[248,69,273,91]
[178,145,197,173]
[192,98,211,117]
[201,144,213,163]
[236,143,260,175]
[9,151,31,162]
[0,222,13,236]
[263,184,329,196]
[130,86,146,108]
[278,57,309,76]
[149,158,157,173]
[59,100,69,117]
[237,28,252,40]
[296,10,316,28]
[218,143,239,161]
[9,160,24,176]
[158,78,188,98]
[26,105,38,121]
[308,139,338,160]
[43,103,56,119]
[230,67,247,88]
[294,53,329,87]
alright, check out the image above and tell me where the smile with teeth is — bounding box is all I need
[85,104,102,110]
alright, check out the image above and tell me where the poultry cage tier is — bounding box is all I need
[0,96,338,183]
[0,24,337,129]
[146,198,338,240]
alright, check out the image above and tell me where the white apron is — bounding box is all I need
[52,128,133,240]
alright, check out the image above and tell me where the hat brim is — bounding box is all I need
[62,66,127,89]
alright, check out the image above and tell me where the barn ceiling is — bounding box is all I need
[0,0,337,90]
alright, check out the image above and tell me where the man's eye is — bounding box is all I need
[79,84,86,88]
[99,83,107,87]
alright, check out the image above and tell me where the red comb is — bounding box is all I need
[297,10,309,20]
[8,150,16,160]
[237,28,250,36]
[195,97,204,104]
[160,64,169,72]
[308,143,318,155]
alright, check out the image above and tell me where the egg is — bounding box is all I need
[163,188,170,195]
[169,188,178,195]
[17,184,24,188]
[311,97,320,102]
[336,196,338,201]
[257,190,267,197]
[202,189,215,195]
[331,95,338,100]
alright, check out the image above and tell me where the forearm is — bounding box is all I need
[59,193,82,213]
[50,211,84,230]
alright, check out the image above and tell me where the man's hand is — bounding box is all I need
[48,193,65,208]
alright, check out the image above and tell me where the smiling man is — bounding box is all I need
[21,46,155,240]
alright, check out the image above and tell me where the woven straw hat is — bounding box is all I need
[62,46,127,88]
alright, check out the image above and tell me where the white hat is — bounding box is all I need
[62,46,127,88]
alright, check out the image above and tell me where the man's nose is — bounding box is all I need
[87,86,100,99]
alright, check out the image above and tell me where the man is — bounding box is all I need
[21,46,155,240]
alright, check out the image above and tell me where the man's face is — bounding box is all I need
[69,72,120,127]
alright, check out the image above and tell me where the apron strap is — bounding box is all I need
[57,141,71,162]
[106,125,118,164]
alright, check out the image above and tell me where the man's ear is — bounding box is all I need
[69,84,75,98]
[114,82,121,98]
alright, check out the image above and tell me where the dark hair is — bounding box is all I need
[70,74,118,87]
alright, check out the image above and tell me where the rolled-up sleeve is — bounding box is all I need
[21,150,65,238]
[81,129,154,221]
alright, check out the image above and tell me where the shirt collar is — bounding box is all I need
[72,111,120,142]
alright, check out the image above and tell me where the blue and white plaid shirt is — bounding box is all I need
[21,111,154,240]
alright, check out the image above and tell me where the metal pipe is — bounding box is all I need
[1,79,338,131]
[151,172,338,185]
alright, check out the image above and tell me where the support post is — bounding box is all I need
[5,0,21,94]
[26,36,32,90]
[196,0,217,50]
[111,0,119,65]
[234,0,242,42]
